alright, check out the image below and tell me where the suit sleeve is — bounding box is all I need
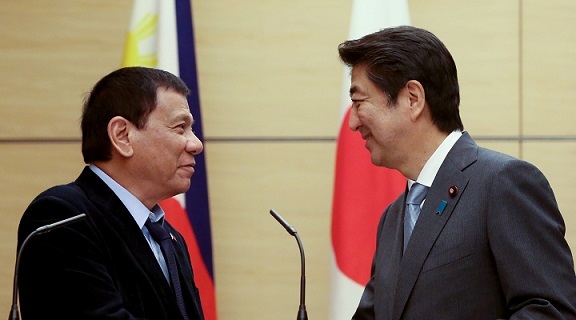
[487,159,576,318]
[18,196,146,320]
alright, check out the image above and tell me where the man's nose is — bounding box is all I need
[348,107,361,131]
[186,132,203,155]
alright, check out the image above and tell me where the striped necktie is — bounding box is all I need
[403,183,429,252]
[145,219,190,320]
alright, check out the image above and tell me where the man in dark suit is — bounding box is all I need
[338,26,576,319]
[17,67,205,319]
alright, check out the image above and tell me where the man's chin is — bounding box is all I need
[170,181,192,197]
[370,153,387,167]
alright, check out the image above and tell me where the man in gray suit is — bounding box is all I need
[339,26,576,319]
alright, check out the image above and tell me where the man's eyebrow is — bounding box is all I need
[174,112,193,121]
[170,114,194,127]
[350,85,365,98]
[349,85,358,97]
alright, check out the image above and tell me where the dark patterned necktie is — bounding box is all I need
[145,219,189,320]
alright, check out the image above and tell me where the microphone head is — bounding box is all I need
[269,209,297,235]
[35,213,87,235]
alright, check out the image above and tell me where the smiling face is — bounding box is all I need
[348,63,412,170]
[130,87,203,204]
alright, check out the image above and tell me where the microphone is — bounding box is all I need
[269,209,308,320]
[9,213,88,320]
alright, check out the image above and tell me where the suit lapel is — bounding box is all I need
[376,194,407,314]
[392,133,478,320]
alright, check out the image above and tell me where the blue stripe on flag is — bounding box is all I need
[175,0,214,278]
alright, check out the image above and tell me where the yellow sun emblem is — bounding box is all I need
[121,12,159,67]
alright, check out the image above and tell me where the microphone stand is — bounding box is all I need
[9,213,87,320]
[270,209,308,320]
[294,232,307,320]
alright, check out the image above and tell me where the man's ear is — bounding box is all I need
[406,80,426,121]
[108,116,134,157]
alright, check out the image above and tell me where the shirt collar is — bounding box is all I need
[409,130,462,189]
[89,164,165,228]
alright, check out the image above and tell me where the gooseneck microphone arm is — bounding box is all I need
[9,213,88,320]
[269,209,308,320]
[294,232,307,320]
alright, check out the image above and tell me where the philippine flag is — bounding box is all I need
[121,1,217,319]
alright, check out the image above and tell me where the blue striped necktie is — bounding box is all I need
[403,183,429,252]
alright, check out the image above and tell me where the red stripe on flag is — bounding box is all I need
[331,107,405,285]
[160,197,217,320]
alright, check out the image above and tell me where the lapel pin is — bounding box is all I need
[448,186,458,198]
[170,233,177,242]
[436,200,447,215]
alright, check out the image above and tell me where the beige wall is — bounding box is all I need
[1,0,574,319]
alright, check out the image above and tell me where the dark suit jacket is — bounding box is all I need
[17,167,205,320]
[353,133,576,320]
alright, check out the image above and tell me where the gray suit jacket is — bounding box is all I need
[353,132,576,320]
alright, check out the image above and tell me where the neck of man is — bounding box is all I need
[401,125,449,181]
